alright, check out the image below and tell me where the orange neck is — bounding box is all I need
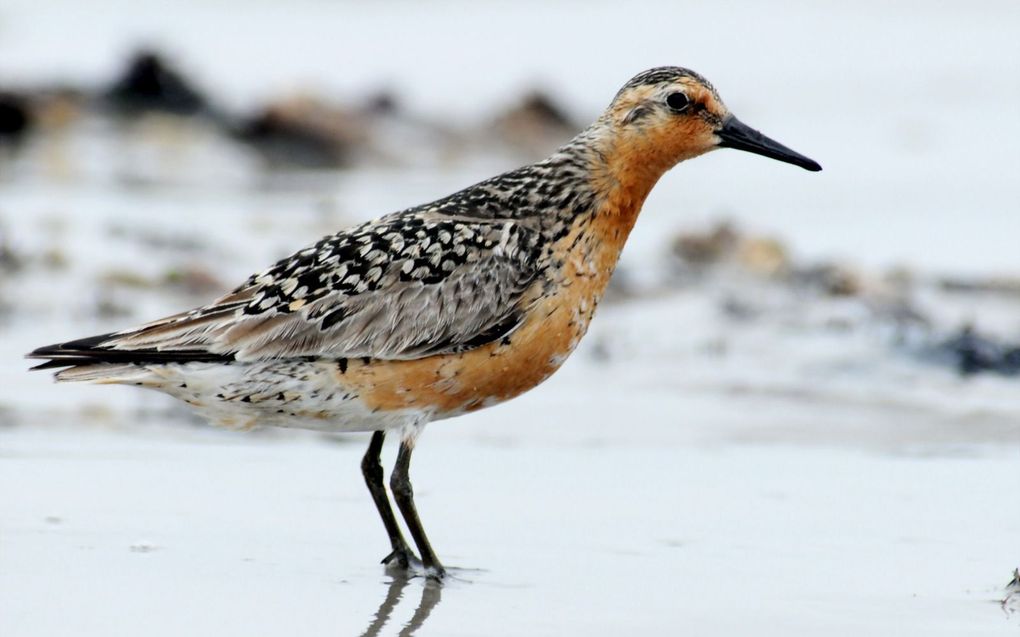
[584,134,673,248]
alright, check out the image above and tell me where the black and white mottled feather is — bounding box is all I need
[28,134,603,371]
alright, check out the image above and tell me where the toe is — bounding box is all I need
[424,564,446,581]
[381,547,420,570]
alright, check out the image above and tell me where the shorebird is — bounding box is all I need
[28,66,820,580]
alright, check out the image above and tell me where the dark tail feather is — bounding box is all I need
[29,358,102,371]
[27,332,234,371]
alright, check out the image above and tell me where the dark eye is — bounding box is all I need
[666,92,691,112]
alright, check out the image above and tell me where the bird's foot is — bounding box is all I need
[423,563,446,582]
[381,546,421,571]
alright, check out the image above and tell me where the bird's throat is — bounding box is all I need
[583,140,669,255]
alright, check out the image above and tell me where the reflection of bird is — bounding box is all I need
[358,575,441,637]
[28,67,820,580]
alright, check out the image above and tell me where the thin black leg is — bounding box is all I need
[361,431,417,569]
[390,440,445,579]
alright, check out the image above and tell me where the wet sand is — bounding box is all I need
[3,381,1019,636]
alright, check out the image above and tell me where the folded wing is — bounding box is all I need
[29,214,545,368]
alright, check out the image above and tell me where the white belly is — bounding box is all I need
[128,360,429,433]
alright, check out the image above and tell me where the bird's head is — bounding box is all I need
[601,66,821,175]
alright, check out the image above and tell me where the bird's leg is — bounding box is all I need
[390,440,445,579]
[361,431,418,569]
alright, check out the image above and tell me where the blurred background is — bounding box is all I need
[2,1,1019,635]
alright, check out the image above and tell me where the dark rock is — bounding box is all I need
[0,92,31,145]
[512,91,574,129]
[489,90,578,158]
[235,96,367,169]
[933,325,1020,377]
[105,50,207,115]
[791,263,861,297]
[363,91,399,116]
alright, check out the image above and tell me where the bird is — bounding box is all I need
[27,66,821,581]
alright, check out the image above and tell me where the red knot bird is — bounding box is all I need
[28,66,821,580]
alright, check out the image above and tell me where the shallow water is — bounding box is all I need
[2,424,1018,636]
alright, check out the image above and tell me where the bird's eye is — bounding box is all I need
[666,92,691,112]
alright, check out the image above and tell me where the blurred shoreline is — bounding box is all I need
[2,43,1020,436]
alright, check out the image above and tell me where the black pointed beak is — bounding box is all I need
[716,115,821,172]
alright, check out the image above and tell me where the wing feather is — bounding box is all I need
[77,214,544,363]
